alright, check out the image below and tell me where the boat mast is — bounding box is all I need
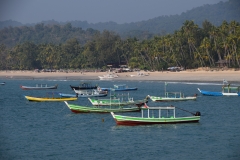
[165,82,167,97]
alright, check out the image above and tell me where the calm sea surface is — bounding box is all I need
[0,79,240,160]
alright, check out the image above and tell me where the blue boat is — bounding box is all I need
[197,88,223,96]
[59,93,77,98]
[198,85,240,96]
[101,84,137,91]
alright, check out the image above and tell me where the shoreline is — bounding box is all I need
[0,70,240,83]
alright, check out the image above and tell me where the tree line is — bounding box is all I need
[0,20,239,71]
[1,0,239,40]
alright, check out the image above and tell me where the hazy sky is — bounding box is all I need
[0,0,227,24]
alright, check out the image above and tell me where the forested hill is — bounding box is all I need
[0,0,239,47]
[1,0,239,37]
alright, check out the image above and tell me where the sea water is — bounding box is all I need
[0,79,239,160]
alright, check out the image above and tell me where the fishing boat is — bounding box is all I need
[111,103,201,126]
[64,101,141,113]
[73,88,107,97]
[198,85,240,96]
[70,82,98,90]
[101,84,137,91]
[148,82,197,102]
[198,79,240,96]
[0,82,5,85]
[98,73,118,80]
[24,92,77,102]
[59,93,77,98]
[148,92,197,102]
[20,84,58,90]
[88,93,148,107]
[129,72,149,77]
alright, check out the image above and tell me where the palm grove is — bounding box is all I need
[0,20,239,71]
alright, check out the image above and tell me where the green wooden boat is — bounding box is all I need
[111,104,201,126]
[148,92,197,102]
[148,82,197,102]
[64,101,141,113]
[88,93,148,107]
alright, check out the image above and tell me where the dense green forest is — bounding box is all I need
[0,23,100,48]
[0,20,239,71]
[1,0,239,40]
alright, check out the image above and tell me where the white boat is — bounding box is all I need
[73,88,107,97]
[148,82,197,102]
[129,72,149,77]
[98,73,118,80]
[148,92,197,102]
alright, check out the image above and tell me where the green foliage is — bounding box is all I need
[0,19,240,70]
[1,0,239,42]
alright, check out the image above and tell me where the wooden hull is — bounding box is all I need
[20,84,58,90]
[59,93,77,98]
[25,96,77,102]
[74,89,107,97]
[111,112,200,126]
[198,88,240,96]
[70,85,98,90]
[64,101,140,113]
[148,96,197,102]
[88,97,147,107]
[101,88,137,91]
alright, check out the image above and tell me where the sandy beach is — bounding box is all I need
[0,70,240,83]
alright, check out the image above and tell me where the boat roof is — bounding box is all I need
[143,106,175,110]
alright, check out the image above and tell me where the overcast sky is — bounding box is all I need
[0,0,227,24]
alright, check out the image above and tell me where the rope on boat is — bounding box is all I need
[172,105,201,116]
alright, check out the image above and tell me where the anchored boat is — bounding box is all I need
[198,80,240,96]
[70,82,98,90]
[101,84,137,91]
[73,88,107,97]
[111,103,201,126]
[64,101,140,113]
[88,92,147,107]
[25,95,77,102]
[20,84,58,90]
[148,82,197,102]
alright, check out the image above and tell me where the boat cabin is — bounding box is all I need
[113,84,128,89]
[222,85,240,93]
[165,92,185,98]
[141,106,176,118]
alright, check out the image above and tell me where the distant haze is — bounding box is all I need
[0,0,227,24]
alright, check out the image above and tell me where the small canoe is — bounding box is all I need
[64,101,140,113]
[25,96,77,102]
[111,104,201,126]
[20,84,58,90]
